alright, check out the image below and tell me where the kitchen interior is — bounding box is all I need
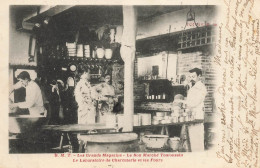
[9,5,217,153]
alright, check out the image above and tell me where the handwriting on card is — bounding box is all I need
[215,0,259,167]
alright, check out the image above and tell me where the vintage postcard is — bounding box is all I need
[0,0,259,168]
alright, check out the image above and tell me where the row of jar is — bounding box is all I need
[66,43,113,59]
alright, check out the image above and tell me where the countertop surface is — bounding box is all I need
[134,119,204,128]
[41,123,117,133]
[41,120,204,132]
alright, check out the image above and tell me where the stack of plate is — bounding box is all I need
[77,44,84,57]
[66,42,76,57]
[84,45,90,58]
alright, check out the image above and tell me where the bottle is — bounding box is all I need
[162,93,166,99]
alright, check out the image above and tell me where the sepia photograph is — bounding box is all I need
[8,5,218,154]
[1,0,260,167]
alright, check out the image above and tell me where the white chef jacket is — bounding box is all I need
[186,80,207,152]
[186,80,207,119]
[18,81,46,116]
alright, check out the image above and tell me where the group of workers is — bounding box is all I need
[9,66,207,152]
[9,64,118,125]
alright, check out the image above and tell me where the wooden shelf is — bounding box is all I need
[139,79,170,83]
[46,55,118,63]
[136,31,180,42]
[141,99,171,103]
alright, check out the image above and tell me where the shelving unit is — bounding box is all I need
[137,79,187,103]
[46,55,116,63]
[136,25,216,54]
[141,79,172,103]
[38,41,123,85]
[178,26,216,50]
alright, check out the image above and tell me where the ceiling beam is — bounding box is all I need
[23,5,75,23]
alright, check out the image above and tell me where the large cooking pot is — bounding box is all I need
[79,133,138,152]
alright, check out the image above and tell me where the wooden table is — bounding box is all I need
[41,123,118,152]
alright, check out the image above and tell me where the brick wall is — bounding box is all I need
[201,53,216,115]
[177,51,203,75]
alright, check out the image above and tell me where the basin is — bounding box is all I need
[79,133,138,153]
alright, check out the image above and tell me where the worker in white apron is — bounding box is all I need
[176,68,207,152]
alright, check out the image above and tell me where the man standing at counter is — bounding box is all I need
[186,67,207,151]
[9,71,46,116]
[175,68,207,151]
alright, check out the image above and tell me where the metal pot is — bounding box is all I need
[143,134,169,149]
